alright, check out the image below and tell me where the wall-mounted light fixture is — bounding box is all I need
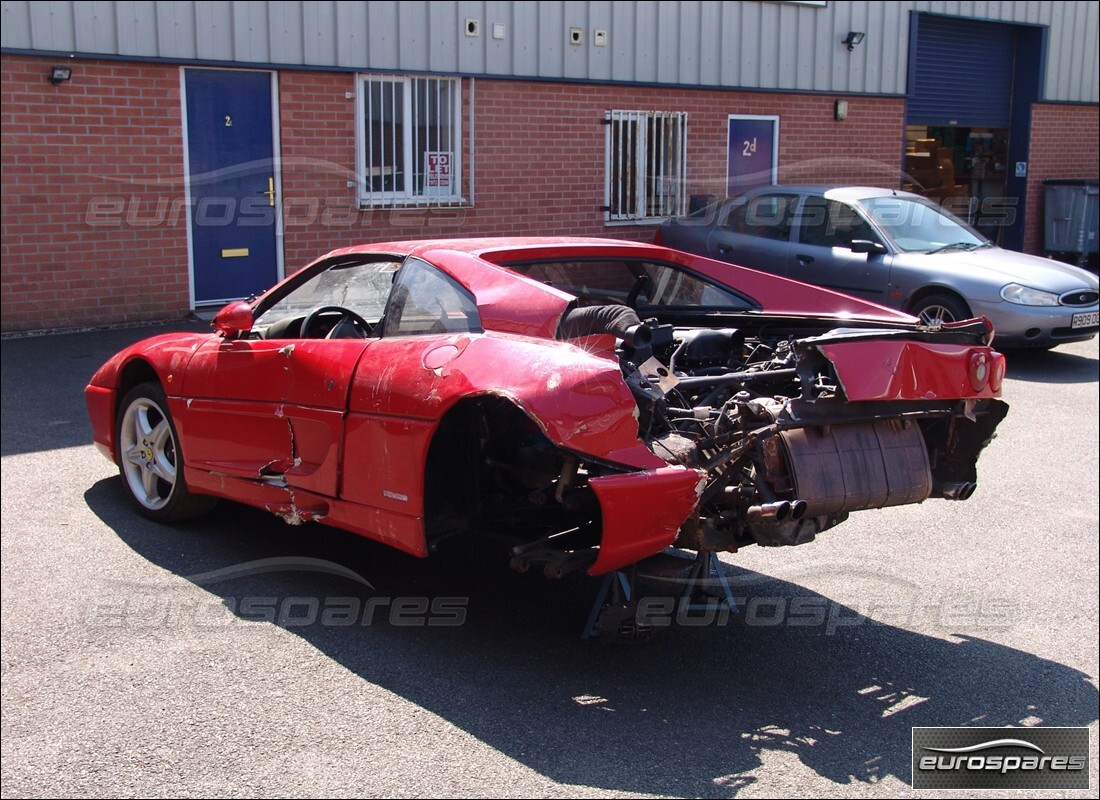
[842,31,865,51]
[834,99,849,121]
[49,65,72,85]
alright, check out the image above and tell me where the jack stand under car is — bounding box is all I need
[582,549,740,640]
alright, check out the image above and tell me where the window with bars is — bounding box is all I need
[605,110,688,222]
[357,75,463,206]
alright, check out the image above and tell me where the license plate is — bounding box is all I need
[1071,311,1099,329]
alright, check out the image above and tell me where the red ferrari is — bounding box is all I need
[86,238,1007,585]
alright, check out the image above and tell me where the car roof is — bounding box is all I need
[287,236,914,335]
[308,238,680,340]
[730,185,923,204]
[320,236,659,262]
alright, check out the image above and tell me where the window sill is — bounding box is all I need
[604,217,672,227]
[358,196,469,210]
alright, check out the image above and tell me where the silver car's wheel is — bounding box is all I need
[913,293,970,328]
[116,382,215,521]
[918,304,955,326]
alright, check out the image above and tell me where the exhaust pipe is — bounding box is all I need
[746,499,818,547]
[747,501,792,524]
[934,481,977,501]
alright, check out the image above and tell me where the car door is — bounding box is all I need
[705,192,799,276]
[178,257,399,497]
[787,196,892,303]
[181,337,370,497]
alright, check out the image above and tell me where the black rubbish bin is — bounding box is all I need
[1043,178,1099,269]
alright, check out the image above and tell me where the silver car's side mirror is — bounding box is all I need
[850,239,887,255]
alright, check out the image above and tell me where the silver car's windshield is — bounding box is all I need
[858,196,987,253]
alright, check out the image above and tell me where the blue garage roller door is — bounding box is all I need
[908,14,1016,127]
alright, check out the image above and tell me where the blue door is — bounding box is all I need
[185,69,279,304]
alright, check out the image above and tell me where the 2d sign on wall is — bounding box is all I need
[727,115,779,197]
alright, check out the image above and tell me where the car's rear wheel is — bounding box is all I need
[912,293,970,327]
[116,382,215,522]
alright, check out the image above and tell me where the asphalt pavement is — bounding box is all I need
[1,322,1097,798]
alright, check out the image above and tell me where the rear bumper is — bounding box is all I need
[588,466,706,575]
[814,339,1004,401]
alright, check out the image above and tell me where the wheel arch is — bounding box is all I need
[93,358,162,443]
[117,358,162,409]
[422,392,557,543]
[905,286,972,318]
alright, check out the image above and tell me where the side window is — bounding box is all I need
[725,194,797,241]
[383,258,481,337]
[798,198,880,248]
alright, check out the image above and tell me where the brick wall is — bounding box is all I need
[277,70,359,270]
[1,55,189,332]
[278,78,906,272]
[2,54,906,332]
[6,56,1095,335]
[1024,103,1100,255]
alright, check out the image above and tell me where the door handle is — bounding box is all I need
[259,177,275,207]
[717,245,733,255]
[796,253,815,264]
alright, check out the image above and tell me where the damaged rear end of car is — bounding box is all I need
[470,246,1009,580]
[614,315,1008,554]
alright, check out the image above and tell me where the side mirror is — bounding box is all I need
[849,239,887,255]
[212,301,254,336]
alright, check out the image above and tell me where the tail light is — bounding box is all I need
[989,352,1007,393]
[969,351,990,393]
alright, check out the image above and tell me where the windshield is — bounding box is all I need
[858,196,986,253]
[254,259,399,328]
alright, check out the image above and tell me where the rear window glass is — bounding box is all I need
[503,259,753,310]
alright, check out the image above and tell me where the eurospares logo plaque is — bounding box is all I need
[912,727,1090,790]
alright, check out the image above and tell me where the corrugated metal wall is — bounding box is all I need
[1,1,1097,102]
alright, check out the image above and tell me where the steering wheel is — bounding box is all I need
[301,305,372,339]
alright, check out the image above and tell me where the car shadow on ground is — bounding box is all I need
[1000,346,1099,384]
[85,479,1098,797]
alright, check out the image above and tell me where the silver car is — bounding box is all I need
[657,186,1099,348]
